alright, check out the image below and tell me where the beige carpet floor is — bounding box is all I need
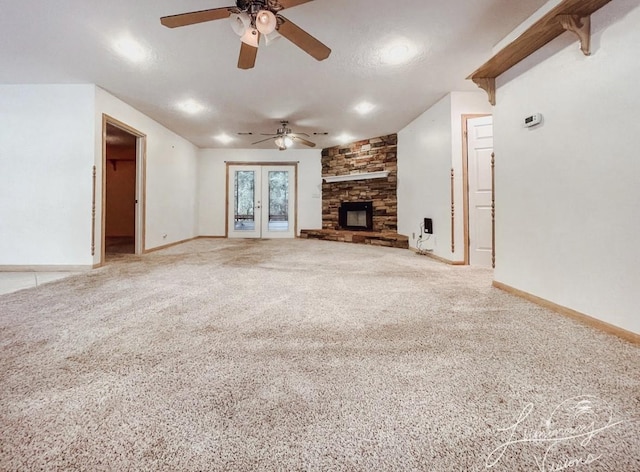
[0,238,638,471]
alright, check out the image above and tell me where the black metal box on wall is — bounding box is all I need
[424,218,433,234]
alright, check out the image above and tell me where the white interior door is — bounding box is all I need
[467,116,494,268]
[228,165,296,239]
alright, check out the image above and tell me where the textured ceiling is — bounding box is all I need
[0,0,548,149]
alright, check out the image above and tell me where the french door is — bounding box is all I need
[228,165,296,239]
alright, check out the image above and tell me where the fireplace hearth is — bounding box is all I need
[339,201,373,231]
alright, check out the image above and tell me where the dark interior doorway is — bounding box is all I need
[105,123,137,255]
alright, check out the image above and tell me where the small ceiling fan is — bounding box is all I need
[160,0,331,70]
[252,121,316,150]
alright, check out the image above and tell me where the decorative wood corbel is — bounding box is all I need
[472,77,496,106]
[558,14,591,56]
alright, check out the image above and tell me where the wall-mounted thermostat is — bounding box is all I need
[523,113,543,128]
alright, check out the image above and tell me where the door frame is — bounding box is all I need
[462,114,492,266]
[225,161,299,238]
[100,114,147,265]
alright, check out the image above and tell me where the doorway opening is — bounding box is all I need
[462,115,494,268]
[227,163,297,239]
[102,115,146,263]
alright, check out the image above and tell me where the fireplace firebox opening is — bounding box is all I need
[339,201,374,231]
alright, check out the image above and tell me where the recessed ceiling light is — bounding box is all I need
[382,40,417,65]
[355,102,376,115]
[113,37,151,64]
[176,99,206,115]
[336,133,354,144]
[215,133,234,145]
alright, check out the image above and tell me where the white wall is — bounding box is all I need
[493,0,640,334]
[95,87,199,258]
[0,85,95,266]
[398,92,491,261]
[198,149,322,236]
[398,94,453,257]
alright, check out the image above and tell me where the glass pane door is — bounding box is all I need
[261,166,295,239]
[228,167,261,238]
[228,165,295,239]
[234,170,256,231]
[267,170,289,232]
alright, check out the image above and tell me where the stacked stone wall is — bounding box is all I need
[322,134,397,232]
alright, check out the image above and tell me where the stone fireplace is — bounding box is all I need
[300,134,408,248]
[321,134,398,232]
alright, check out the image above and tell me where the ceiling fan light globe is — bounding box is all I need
[284,136,294,148]
[274,136,285,148]
[255,10,277,35]
[240,28,259,47]
[230,12,250,36]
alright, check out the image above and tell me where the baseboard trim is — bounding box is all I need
[0,265,93,272]
[144,237,198,254]
[197,236,226,239]
[493,281,639,345]
[409,248,465,266]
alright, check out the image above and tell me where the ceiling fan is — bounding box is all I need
[252,121,316,150]
[160,0,331,70]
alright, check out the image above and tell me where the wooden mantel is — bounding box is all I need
[468,0,612,105]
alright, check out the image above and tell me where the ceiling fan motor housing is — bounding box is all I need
[236,0,277,13]
[277,123,292,135]
[236,0,251,10]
